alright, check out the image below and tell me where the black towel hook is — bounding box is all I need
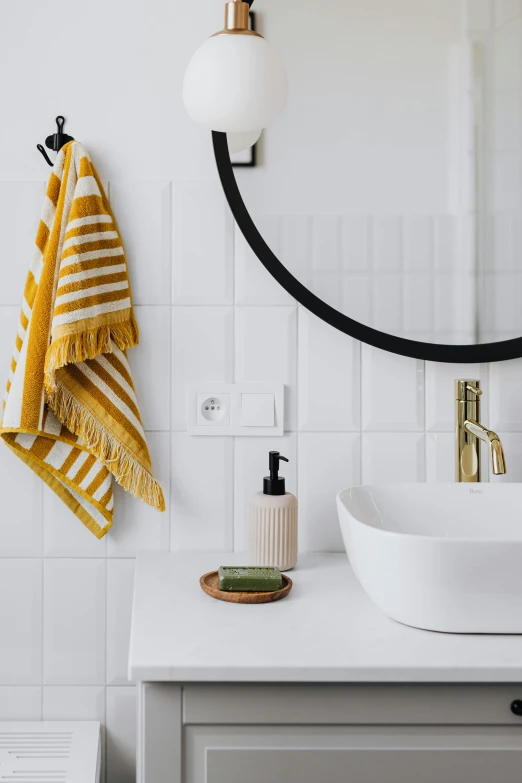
[37,115,74,166]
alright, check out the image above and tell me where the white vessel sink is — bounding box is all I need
[337,484,522,634]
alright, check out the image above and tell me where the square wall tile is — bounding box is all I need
[106,559,135,685]
[311,215,341,271]
[0,687,42,719]
[426,362,487,431]
[362,433,426,483]
[299,433,361,553]
[109,181,171,305]
[362,345,424,431]
[0,560,42,685]
[43,484,105,558]
[490,358,522,430]
[43,559,105,685]
[0,437,42,558]
[0,182,45,305]
[172,307,233,431]
[298,308,360,431]
[235,219,293,305]
[171,434,233,551]
[43,685,105,721]
[234,434,297,552]
[106,686,136,783]
[235,307,297,430]
[108,432,170,557]
[426,433,454,482]
[129,306,171,431]
[172,181,233,304]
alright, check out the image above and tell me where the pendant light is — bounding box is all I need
[183,0,288,134]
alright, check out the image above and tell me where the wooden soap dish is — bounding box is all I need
[200,570,292,604]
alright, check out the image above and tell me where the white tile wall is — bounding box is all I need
[0,182,45,305]
[299,433,360,552]
[109,182,172,306]
[106,687,136,783]
[172,182,233,305]
[106,560,135,685]
[0,560,42,684]
[0,687,42,719]
[2,179,522,782]
[43,560,106,685]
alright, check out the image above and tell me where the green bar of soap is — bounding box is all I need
[218,566,282,592]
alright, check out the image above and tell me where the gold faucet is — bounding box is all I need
[455,380,506,482]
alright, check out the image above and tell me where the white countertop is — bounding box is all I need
[129,552,522,683]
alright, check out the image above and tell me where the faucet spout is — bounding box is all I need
[464,419,507,475]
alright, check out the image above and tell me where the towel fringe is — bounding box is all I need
[46,381,166,512]
[44,317,139,392]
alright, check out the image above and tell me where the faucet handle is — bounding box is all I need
[466,384,482,396]
[455,379,482,401]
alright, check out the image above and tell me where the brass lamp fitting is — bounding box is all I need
[213,0,262,37]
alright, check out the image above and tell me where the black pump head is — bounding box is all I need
[263,450,289,496]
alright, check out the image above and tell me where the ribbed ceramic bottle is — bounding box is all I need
[248,491,298,571]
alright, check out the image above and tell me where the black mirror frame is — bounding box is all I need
[213,130,522,364]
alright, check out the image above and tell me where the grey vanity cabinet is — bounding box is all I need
[137,683,522,783]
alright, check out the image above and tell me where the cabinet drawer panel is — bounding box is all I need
[185,725,522,783]
[183,684,522,725]
[207,749,520,783]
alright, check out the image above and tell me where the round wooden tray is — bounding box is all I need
[200,570,292,604]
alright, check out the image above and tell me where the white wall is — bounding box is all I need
[474,0,522,340]
[240,0,462,214]
[1,1,522,782]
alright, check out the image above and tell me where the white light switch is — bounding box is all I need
[241,393,275,427]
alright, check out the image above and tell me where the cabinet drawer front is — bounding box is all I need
[207,749,520,783]
[185,725,522,783]
[184,684,522,725]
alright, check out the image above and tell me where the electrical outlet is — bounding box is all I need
[196,394,230,426]
[187,384,284,436]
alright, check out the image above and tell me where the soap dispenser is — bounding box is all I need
[248,451,298,571]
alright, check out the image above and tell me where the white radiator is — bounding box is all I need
[0,722,101,783]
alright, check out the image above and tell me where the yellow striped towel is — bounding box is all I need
[0,140,165,538]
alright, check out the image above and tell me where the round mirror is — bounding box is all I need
[213,0,522,362]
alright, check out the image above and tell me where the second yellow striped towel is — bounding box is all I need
[0,140,165,538]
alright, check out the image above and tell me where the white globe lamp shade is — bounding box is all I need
[183,0,288,133]
[227,128,262,153]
